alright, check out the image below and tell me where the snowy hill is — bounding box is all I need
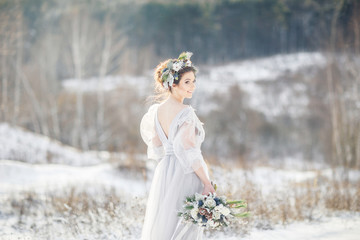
[197,52,326,117]
[62,52,326,118]
[62,52,325,92]
[0,122,102,166]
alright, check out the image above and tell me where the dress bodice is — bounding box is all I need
[140,102,206,175]
[154,105,191,156]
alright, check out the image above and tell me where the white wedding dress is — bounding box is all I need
[140,103,210,240]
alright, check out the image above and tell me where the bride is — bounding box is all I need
[140,52,216,240]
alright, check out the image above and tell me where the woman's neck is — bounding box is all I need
[168,93,184,104]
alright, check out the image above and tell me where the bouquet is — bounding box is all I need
[177,183,250,229]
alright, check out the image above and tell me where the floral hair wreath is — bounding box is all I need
[161,51,195,90]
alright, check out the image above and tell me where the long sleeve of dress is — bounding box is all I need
[140,104,164,162]
[173,109,207,175]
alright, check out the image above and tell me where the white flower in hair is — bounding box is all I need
[173,61,183,71]
[167,73,174,86]
[185,52,193,59]
[185,60,192,67]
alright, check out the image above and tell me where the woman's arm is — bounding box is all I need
[194,166,216,195]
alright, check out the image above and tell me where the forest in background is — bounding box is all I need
[0,0,357,76]
[0,0,360,169]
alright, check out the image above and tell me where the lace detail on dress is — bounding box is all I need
[173,107,206,174]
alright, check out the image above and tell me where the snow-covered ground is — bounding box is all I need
[210,212,360,240]
[3,158,359,200]
[1,157,359,239]
[1,119,360,239]
[0,160,146,197]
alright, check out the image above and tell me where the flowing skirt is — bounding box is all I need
[141,154,206,240]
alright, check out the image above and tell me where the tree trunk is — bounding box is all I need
[97,15,112,151]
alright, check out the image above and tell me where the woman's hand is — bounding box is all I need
[202,182,216,196]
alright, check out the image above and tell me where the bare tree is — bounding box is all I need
[327,0,360,170]
[327,0,344,167]
[60,7,98,150]
[0,9,14,121]
[35,33,62,139]
[0,1,21,123]
[12,0,23,126]
[96,13,126,150]
[96,14,112,151]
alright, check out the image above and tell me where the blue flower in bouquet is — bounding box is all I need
[201,215,207,223]
[214,197,221,205]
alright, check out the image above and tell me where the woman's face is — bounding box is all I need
[172,71,196,99]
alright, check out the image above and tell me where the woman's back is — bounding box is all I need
[157,101,189,139]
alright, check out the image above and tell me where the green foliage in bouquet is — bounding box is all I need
[177,182,250,229]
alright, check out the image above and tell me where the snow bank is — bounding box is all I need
[0,159,146,197]
[0,122,102,166]
[208,212,360,240]
[206,52,326,83]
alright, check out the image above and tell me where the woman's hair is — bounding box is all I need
[147,58,197,103]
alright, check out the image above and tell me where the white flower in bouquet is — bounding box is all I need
[173,61,183,71]
[190,207,199,220]
[208,219,216,228]
[214,204,224,212]
[213,211,221,220]
[220,207,231,216]
[204,198,216,208]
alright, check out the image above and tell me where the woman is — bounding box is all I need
[140,52,216,240]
